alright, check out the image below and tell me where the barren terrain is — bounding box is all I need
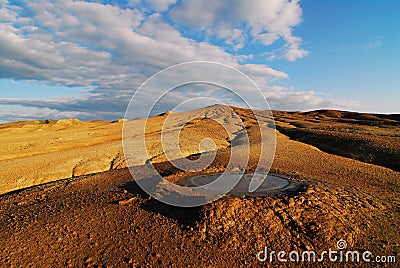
[0,105,399,267]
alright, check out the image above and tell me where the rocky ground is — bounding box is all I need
[0,105,399,267]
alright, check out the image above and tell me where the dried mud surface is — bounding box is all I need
[0,106,399,267]
[0,106,234,195]
[273,109,400,171]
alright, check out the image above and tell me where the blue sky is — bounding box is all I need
[0,0,399,122]
[274,0,400,113]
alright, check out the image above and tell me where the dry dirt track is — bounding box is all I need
[0,105,399,267]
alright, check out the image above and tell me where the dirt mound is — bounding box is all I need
[0,105,399,266]
[274,109,400,171]
[54,118,81,125]
[200,183,377,251]
[0,105,235,194]
[111,118,126,123]
[158,110,172,116]
[305,109,344,118]
[0,163,397,267]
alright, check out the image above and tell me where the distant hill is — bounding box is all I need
[273,109,400,171]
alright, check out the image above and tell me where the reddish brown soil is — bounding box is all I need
[273,109,400,171]
[0,106,399,267]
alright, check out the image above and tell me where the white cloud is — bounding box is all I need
[363,38,383,51]
[0,0,352,122]
[145,0,176,12]
[263,86,361,111]
[283,38,310,61]
[205,23,246,51]
[0,6,17,21]
[169,1,224,29]
[169,0,308,60]
[0,0,291,121]
[1,0,288,84]
[237,64,288,88]
[127,0,142,7]
[0,104,93,123]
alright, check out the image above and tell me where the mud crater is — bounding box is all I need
[180,172,306,197]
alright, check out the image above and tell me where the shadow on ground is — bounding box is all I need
[120,180,204,228]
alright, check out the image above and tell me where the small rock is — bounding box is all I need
[118,197,137,205]
[298,196,305,204]
[306,188,315,194]
[288,198,295,207]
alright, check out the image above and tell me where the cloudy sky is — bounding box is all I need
[0,0,399,122]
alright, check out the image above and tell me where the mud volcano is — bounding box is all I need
[181,172,302,197]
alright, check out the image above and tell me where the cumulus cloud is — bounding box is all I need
[0,0,350,122]
[145,0,177,12]
[0,104,95,123]
[263,86,361,111]
[169,0,308,59]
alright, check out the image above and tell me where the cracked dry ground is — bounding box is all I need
[0,106,399,267]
